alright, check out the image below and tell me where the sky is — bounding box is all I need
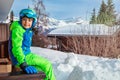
[31,46,120,80]
[11,0,120,20]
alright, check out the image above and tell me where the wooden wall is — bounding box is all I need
[0,23,10,58]
[48,34,119,58]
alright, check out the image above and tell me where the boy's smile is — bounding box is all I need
[22,17,33,29]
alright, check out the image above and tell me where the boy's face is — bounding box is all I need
[22,17,33,29]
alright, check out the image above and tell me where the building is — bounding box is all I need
[0,0,14,73]
[48,24,120,58]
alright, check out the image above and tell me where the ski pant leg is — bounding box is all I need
[26,53,56,80]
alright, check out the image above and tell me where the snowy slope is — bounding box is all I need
[31,47,120,80]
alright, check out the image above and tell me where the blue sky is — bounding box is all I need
[11,0,120,20]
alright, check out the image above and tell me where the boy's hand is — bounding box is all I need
[24,66,37,74]
[20,62,37,74]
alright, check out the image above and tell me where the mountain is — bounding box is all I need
[64,17,88,24]
[5,16,89,35]
[47,17,89,28]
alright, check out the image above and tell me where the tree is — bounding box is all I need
[32,0,50,48]
[90,8,96,24]
[97,0,108,24]
[32,0,49,27]
[92,0,116,26]
[107,0,115,16]
[106,0,116,26]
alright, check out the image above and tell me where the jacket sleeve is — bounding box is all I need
[11,28,25,65]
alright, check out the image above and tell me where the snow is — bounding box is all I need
[48,24,120,36]
[47,17,89,29]
[31,47,120,80]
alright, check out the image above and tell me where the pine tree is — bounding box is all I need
[92,0,116,26]
[106,0,116,26]
[90,8,96,24]
[97,0,108,24]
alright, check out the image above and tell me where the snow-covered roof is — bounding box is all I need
[0,0,14,21]
[48,24,120,36]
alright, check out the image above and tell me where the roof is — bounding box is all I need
[0,0,14,21]
[48,24,120,36]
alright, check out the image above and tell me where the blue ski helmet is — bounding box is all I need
[19,8,37,27]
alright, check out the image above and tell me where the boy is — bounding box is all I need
[8,8,56,80]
